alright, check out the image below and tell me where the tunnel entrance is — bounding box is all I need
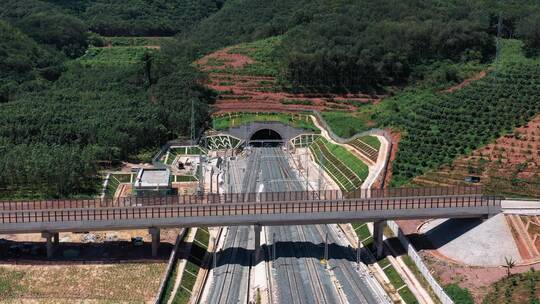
[249,129,283,147]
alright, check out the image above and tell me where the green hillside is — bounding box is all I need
[0,1,220,198]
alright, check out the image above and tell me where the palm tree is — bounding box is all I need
[503,257,516,278]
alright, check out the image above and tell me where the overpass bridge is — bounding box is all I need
[0,186,501,257]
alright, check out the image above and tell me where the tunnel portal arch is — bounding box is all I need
[249,128,283,147]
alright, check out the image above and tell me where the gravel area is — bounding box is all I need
[420,214,521,266]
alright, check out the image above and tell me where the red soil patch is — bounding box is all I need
[197,47,383,115]
[197,47,254,70]
[441,70,488,94]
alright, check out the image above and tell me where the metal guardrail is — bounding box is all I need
[0,186,484,211]
[0,195,500,225]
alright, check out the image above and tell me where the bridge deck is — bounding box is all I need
[0,188,501,234]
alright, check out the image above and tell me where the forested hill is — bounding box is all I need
[1,0,225,36]
[0,1,222,198]
[0,21,64,102]
[187,0,540,92]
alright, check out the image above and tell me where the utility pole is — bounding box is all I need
[190,99,195,145]
[212,236,217,273]
[357,238,361,271]
[324,229,329,269]
[318,149,324,191]
[227,156,232,194]
[210,167,214,193]
[495,12,503,71]
[272,232,276,268]
[305,152,309,190]
[198,146,204,195]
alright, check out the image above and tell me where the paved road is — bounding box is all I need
[261,147,382,304]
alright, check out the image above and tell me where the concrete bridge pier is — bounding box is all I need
[149,227,160,257]
[373,221,386,258]
[41,231,55,258]
[53,232,59,246]
[254,224,262,262]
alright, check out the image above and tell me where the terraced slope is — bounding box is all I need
[309,137,368,191]
[348,136,380,163]
[412,115,540,197]
[197,37,382,114]
[388,40,540,189]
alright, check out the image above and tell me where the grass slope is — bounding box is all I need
[213,112,319,132]
[79,46,154,67]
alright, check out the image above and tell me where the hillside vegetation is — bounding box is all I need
[0,2,220,198]
[2,0,540,198]
[1,0,224,37]
[187,0,540,92]
[0,21,63,103]
[200,29,540,193]
[383,40,540,186]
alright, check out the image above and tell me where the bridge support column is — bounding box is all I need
[254,224,262,262]
[149,227,160,257]
[373,221,386,258]
[53,233,59,246]
[41,231,54,258]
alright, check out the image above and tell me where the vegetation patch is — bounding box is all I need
[321,111,375,138]
[103,36,175,47]
[351,223,418,303]
[310,137,368,191]
[226,36,283,77]
[384,40,540,187]
[79,46,154,67]
[445,283,474,304]
[0,267,25,299]
[0,263,165,302]
[482,269,540,304]
[0,25,213,199]
[104,173,133,198]
[358,136,381,151]
[213,112,318,133]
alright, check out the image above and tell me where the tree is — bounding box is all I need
[517,12,540,57]
[16,13,89,58]
[504,257,516,278]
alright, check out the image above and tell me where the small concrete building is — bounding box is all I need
[134,168,172,197]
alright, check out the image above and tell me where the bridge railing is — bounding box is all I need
[0,195,501,225]
[0,186,485,211]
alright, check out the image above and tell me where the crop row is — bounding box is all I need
[389,40,540,186]
[309,138,365,191]
[348,137,379,162]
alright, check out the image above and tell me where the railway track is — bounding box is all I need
[267,147,343,304]
[203,149,261,304]
[313,224,374,304]
[209,226,240,304]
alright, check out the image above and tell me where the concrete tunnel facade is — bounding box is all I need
[223,121,315,146]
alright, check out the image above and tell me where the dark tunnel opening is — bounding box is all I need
[249,129,283,147]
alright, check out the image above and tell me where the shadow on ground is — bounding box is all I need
[402,218,483,251]
[0,240,172,264]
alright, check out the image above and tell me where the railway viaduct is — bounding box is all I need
[0,187,501,258]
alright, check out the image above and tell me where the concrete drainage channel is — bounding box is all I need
[154,228,188,304]
[155,227,213,304]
